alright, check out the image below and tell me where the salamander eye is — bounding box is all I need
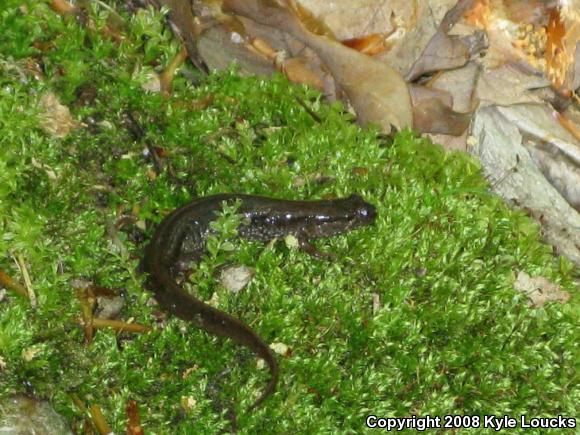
[357,203,376,221]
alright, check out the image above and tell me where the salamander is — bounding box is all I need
[142,193,376,410]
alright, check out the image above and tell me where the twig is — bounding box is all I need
[126,400,145,435]
[70,393,88,412]
[295,97,322,123]
[75,287,95,344]
[79,316,152,333]
[490,154,520,190]
[159,46,188,98]
[0,269,28,298]
[50,0,77,16]
[89,404,113,435]
[14,254,37,307]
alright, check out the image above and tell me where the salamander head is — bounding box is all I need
[307,194,377,237]
[346,194,376,224]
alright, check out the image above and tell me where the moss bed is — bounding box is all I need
[0,1,577,433]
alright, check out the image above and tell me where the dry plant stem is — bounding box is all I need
[70,393,88,412]
[126,400,145,435]
[76,287,95,344]
[155,0,209,73]
[81,317,152,333]
[0,269,28,298]
[557,112,580,141]
[159,46,188,98]
[14,253,36,306]
[295,96,322,122]
[89,404,113,435]
[70,394,94,433]
[50,0,76,16]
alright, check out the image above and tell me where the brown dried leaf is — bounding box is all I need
[223,0,412,134]
[412,95,471,136]
[410,84,472,135]
[289,0,335,38]
[514,271,571,307]
[50,0,76,16]
[298,0,401,41]
[126,400,144,435]
[38,92,79,138]
[341,33,387,56]
[198,25,276,76]
[154,0,208,73]
[406,0,487,81]
[545,7,567,88]
[281,57,324,88]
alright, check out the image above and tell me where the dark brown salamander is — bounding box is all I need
[142,194,376,410]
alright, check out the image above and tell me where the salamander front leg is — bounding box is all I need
[298,238,330,259]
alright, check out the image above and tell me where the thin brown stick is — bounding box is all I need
[75,287,96,344]
[126,400,145,435]
[295,97,322,123]
[89,404,113,435]
[50,0,77,16]
[159,46,188,98]
[557,112,580,142]
[80,317,152,333]
[70,393,88,412]
[15,253,36,307]
[0,269,28,298]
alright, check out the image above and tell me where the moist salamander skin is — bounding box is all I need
[142,193,377,410]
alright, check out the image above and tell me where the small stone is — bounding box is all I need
[220,265,254,293]
[0,395,72,434]
[284,234,299,250]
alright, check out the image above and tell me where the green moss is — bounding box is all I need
[0,1,577,433]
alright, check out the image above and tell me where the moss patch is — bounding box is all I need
[0,1,577,433]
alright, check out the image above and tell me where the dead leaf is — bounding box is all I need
[470,105,580,266]
[546,7,567,88]
[476,63,552,106]
[38,92,79,138]
[341,33,388,56]
[406,0,487,81]
[514,271,571,307]
[429,62,479,112]
[280,56,324,88]
[503,1,557,27]
[154,0,209,73]
[50,0,76,16]
[223,0,413,134]
[298,0,401,41]
[290,0,336,38]
[413,96,471,135]
[410,84,471,135]
[159,46,188,97]
[377,2,450,77]
[125,400,144,435]
[198,25,276,76]
[428,130,470,152]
